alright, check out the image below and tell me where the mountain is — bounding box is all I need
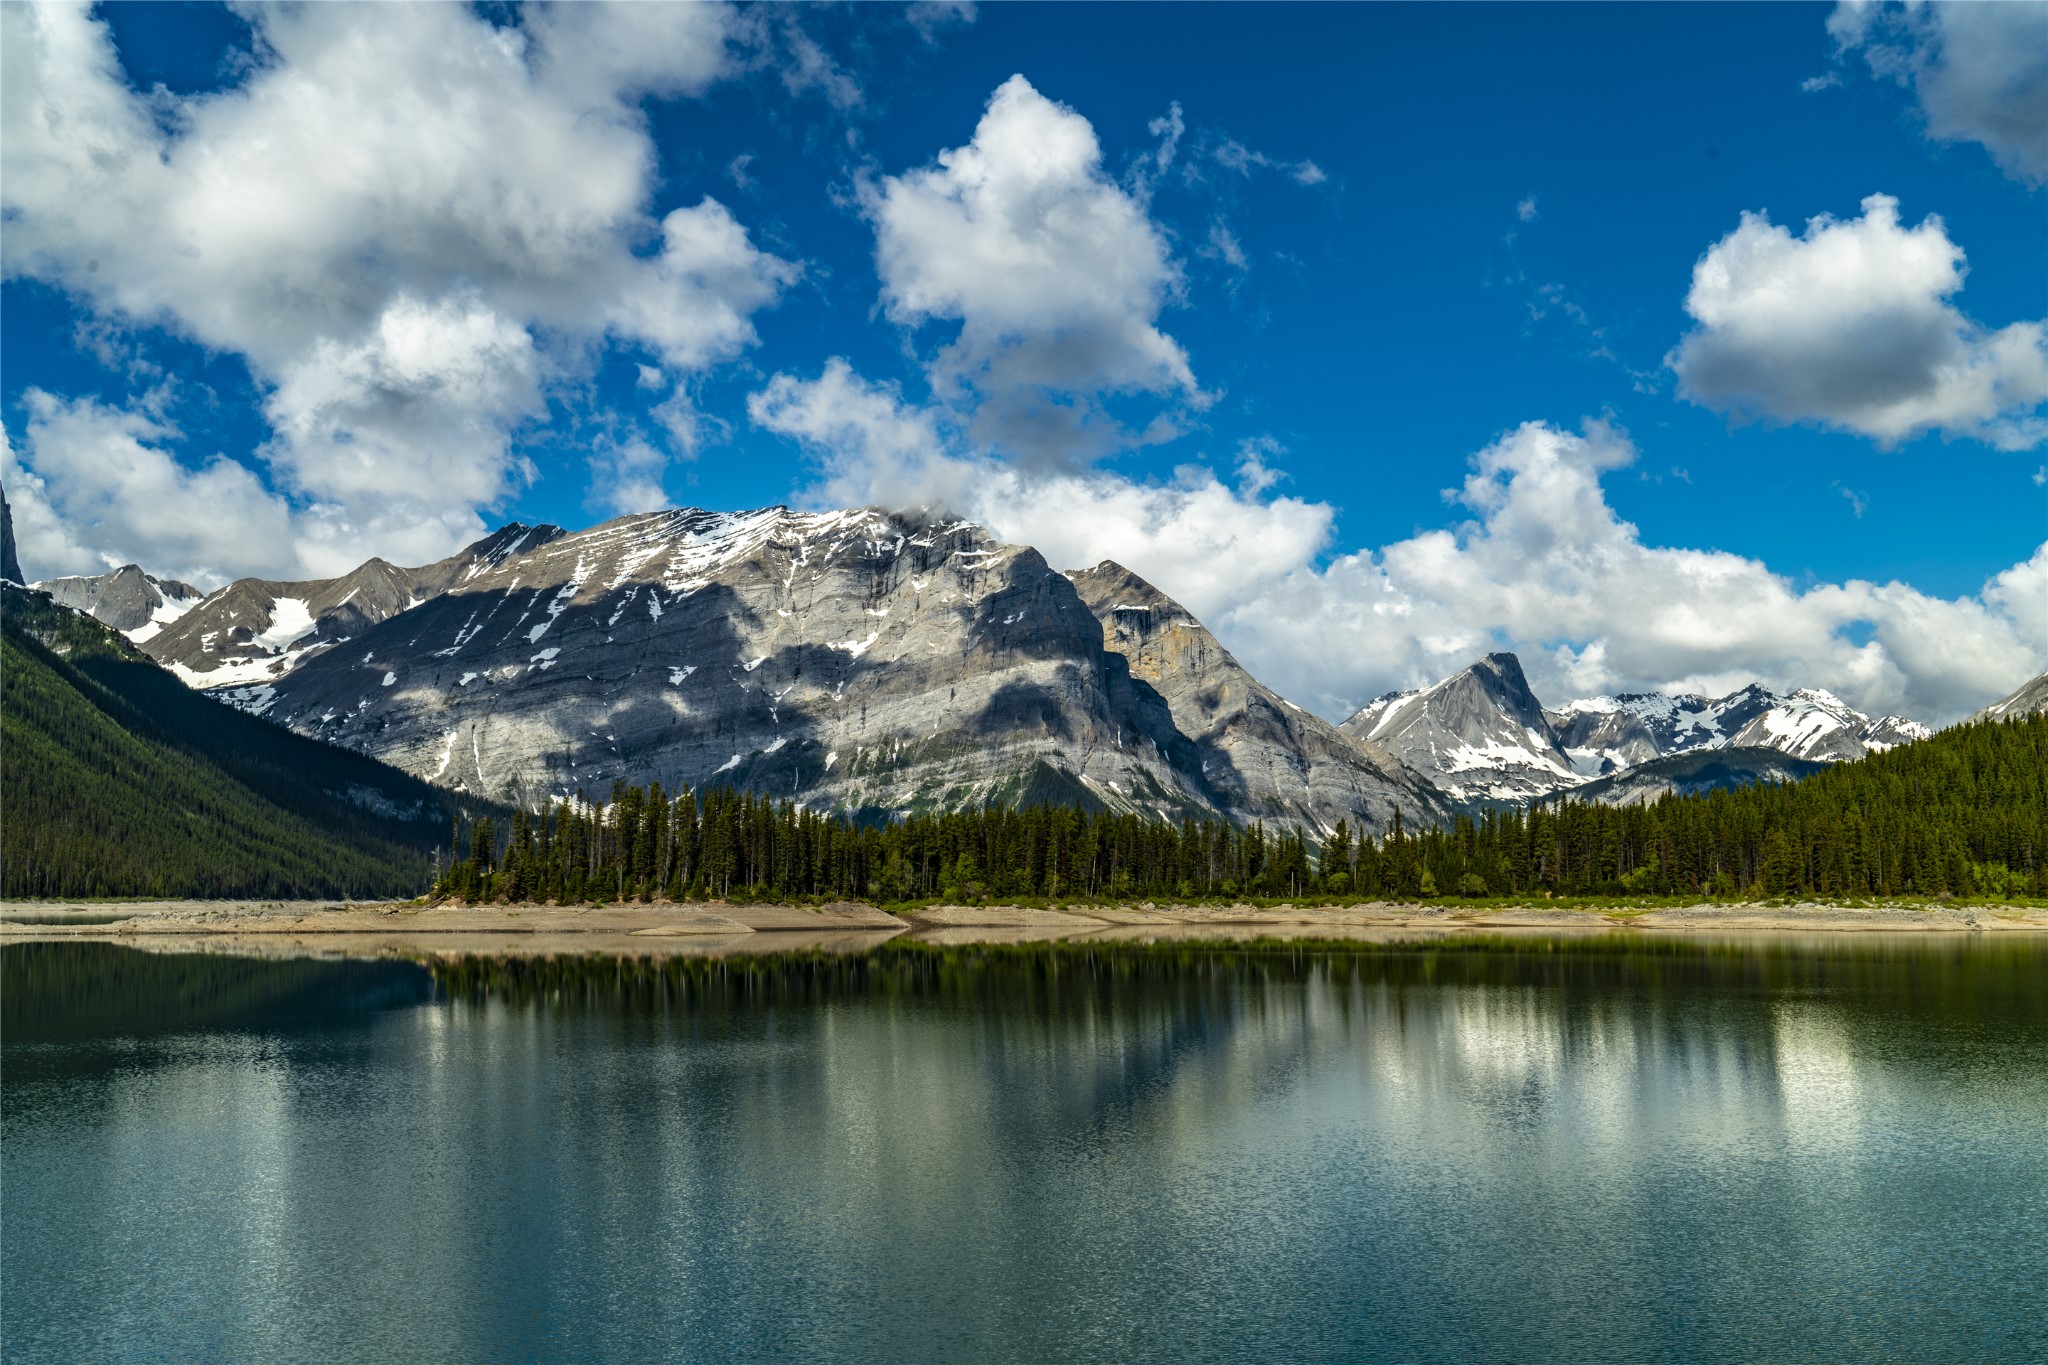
[1,483,23,585]
[1342,653,1933,807]
[1337,653,1580,804]
[94,499,1960,832]
[1969,671,2048,723]
[203,507,1236,821]
[1548,685,1931,771]
[1065,561,1447,834]
[135,523,562,687]
[183,507,1445,838]
[1,584,486,899]
[34,564,204,641]
[1563,747,1829,808]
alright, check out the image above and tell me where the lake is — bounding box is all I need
[4,935,2045,1363]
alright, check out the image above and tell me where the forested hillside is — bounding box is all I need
[2,586,488,898]
[435,711,2046,904]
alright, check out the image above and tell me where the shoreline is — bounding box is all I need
[5,898,2045,954]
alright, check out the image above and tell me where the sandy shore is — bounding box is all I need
[5,897,2044,957]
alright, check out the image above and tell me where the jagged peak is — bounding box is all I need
[1069,558,1135,578]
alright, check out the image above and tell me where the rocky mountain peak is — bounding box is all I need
[1,483,22,585]
[1338,652,1578,805]
[34,563,204,639]
[1067,559,1443,835]
[1969,671,2048,723]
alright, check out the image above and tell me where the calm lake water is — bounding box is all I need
[5,935,2046,1364]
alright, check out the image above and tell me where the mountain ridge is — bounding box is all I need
[2,582,489,898]
[34,501,2029,828]
[138,523,566,687]
[1337,653,1578,804]
[1066,559,1447,833]
[1969,671,2048,723]
[176,506,1443,838]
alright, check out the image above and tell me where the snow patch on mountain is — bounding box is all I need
[1339,653,1581,804]
[254,597,317,652]
[1554,683,1932,770]
[123,592,200,645]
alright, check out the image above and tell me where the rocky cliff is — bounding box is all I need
[1066,560,1446,834]
[219,508,1245,824]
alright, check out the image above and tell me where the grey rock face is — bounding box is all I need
[1,484,22,585]
[1969,671,2048,722]
[141,523,562,687]
[1566,747,1829,808]
[34,564,203,636]
[1552,684,1930,769]
[1546,693,1719,772]
[219,508,1231,822]
[1065,561,1448,837]
[1339,653,1580,805]
[1347,655,1933,805]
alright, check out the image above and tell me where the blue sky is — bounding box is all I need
[3,1,2044,722]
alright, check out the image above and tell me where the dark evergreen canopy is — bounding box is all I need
[2,585,491,899]
[437,713,2045,905]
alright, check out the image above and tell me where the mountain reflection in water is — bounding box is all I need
[5,936,2045,1364]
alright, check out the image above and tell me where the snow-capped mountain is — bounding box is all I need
[1549,684,1930,772]
[1969,671,2048,723]
[136,524,562,688]
[1345,654,1934,808]
[63,488,1977,830]
[33,565,204,642]
[196,506,1440,840]
[1337,653,1581,804]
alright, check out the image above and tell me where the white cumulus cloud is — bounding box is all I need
[1222,422,2047,726]
[1826,0,2048,185]
[754,368,2046,725]
[1669,194,2048,449]
[3,392,299,586]
[865,74,1199,465]
[0,0,794,575]
[753,359,1330,615]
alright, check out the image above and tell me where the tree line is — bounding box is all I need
[3,584,478,900]
[435,712,2046,904]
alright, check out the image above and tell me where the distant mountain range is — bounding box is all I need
[33,506,1441,837]
[1548,685,1928,767]
[1336,651,1934,805]
[13,493,2043,825]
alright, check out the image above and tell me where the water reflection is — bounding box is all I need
[5,937,2046,1364]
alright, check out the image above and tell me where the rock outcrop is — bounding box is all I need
[1066,560,1446,834]
[222,508,1241,824]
